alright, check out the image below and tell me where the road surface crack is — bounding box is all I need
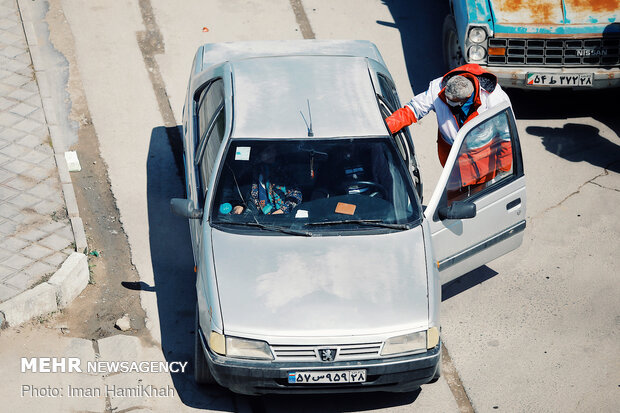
[534,161,619,219]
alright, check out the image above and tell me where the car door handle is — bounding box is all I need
[506,198,521,210]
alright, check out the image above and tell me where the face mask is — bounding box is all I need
[446,98,463,107]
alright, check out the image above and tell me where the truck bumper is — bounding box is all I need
[487,65,620,90]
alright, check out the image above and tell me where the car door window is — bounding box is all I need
[378,98,409,162]
[443,109,520,206]
[378,74,400,112]
[195,79,225,207]
[377,92,422,199]
[198,112,225,202]
[377,75,411,161]
[377,73,413,164]
[197,79,224,150]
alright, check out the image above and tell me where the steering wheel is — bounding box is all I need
[345,181,387,198]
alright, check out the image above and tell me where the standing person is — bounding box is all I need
[385,63,512,168]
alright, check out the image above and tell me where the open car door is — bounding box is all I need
[425,102,526,285]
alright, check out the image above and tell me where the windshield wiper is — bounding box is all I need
[212,220,312,237]
[305,219,409,230]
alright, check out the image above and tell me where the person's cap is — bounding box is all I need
[445,75,474,101]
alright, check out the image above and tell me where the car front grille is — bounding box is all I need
[487,37,620,67]
[271,342,383,362]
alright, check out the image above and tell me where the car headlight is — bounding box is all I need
[468,27,487,43]
[226,336,274,360]
[381,331,427,356]
[209,331,226,355]
[427,327,440,349]
[208,332,274,360]
[468,45,486,61]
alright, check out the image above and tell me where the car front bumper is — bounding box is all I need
[486,65,620,90]
[199,329,441,395]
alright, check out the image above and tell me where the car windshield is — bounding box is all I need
[210,138,421,234]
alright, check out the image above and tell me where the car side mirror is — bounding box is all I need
[438,201,476,220]
[170,198,203,219]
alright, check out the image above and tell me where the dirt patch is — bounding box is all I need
[57,116,148,340]
[45,0,148,342]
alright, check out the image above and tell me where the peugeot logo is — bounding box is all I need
[319,348,336,362]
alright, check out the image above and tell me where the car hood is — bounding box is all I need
[490,0,618,28]
[211,226,429,339]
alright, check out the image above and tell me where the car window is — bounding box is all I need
[377,97,409,162]
[195,78,225,206]
[393,132,411,164]
[377,74,400,111]
[443,109,517,205]
[198,109,225,203]
[197,79,224,149]
[210,138,422,235]
[375,75,413,168]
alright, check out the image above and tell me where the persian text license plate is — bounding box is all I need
[527,73,593,87]
[288,370,367,384]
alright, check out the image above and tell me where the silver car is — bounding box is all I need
[171,40,526,395]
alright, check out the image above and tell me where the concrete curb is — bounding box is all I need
[47,252,90,308]
[0,252,89,327]
[17,0,85,241]
[0,0,90,329]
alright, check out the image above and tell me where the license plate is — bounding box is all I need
[288,370,366,384]
[527,73,593,87]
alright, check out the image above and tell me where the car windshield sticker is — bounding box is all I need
[335,202,356,215]
[235,146,251,161]
[295,209,308,218]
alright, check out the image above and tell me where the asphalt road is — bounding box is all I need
[4,0,620,412]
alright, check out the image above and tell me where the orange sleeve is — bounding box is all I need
[385,106,417,134]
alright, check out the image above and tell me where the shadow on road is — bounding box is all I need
[442,266,499,302]
[147,125,235,410]
[510,88,620,134]
[527,123,620,174]
[507,89,620,173]
[380,0,450,94]
[258,389,420,412]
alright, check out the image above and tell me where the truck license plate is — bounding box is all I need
[527,73,593,87]
[288,370,366,384]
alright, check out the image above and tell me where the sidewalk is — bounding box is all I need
[0,0,87,327]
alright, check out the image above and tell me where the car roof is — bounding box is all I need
[199,39,388,74]
[229,55,388,139]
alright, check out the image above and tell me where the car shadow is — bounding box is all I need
[442,265,499,302]
[379,0,451,94]
[146,125,236,410]
[256,389,420,412]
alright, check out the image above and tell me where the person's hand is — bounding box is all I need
[386,106,417,134]
[271,209,284,215]
[232,205,244,214]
